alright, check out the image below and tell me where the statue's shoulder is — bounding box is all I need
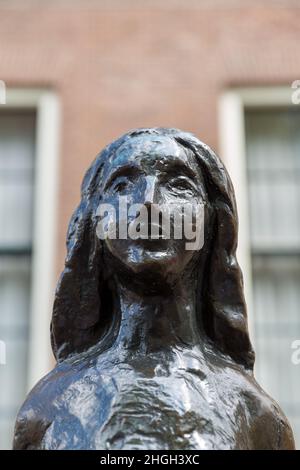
[242,375,295,449]
[13,362,75,449]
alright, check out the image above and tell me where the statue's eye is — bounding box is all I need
[112,178,132,193]
[168,177,196,194]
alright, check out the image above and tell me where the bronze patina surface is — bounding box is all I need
[13,128,295,450]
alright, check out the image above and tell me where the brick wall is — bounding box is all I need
[0,0,299,275]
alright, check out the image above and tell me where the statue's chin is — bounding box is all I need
[103,237,196,286]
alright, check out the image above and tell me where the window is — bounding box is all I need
[245,108,300,446]
[219,87,300,448]
[0,111,36,449]
[0,89,59,450]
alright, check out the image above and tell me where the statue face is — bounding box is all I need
[99,135,206,278]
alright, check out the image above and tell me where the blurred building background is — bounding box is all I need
[0,0,300,449]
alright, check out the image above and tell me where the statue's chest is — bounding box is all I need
[41,368,238,450]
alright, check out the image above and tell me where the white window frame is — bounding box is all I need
[4,88,61,389]
[218,85,294,346]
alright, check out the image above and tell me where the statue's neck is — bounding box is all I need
[111,276,201,355]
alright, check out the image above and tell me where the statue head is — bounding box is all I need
[97,132,207,289]
[51,128,254,370]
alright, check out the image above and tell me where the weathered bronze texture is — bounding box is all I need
[13,128,295,450]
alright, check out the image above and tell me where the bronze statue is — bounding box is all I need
[13,128,295,450]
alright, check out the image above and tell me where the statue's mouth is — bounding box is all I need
[126,222,170,251]
[139,221,166,239]
[128,220,172,243]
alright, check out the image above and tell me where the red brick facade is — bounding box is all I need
[0,0,299,275]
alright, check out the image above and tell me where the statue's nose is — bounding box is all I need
[143,176,159,206]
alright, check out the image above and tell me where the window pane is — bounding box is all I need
[245,108,300,448]
[0,112,35,248]
[246,109,300,249]
[0,111,35,450]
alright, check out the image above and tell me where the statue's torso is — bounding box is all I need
[42,358,229,449]
[14,348,283,450]
[15,348,280,450]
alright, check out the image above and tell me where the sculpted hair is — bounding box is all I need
[51,128,255,370]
